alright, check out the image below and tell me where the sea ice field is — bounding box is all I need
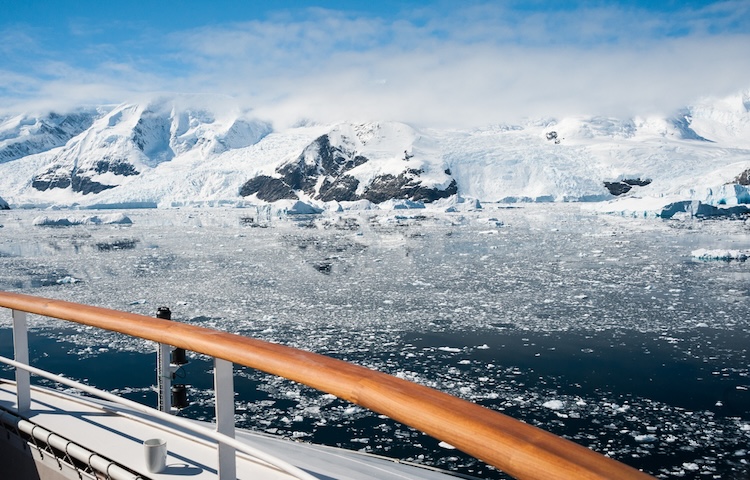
[1,203,749,479]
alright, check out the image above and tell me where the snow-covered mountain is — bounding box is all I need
[239,122,455,204]
[0,110,101,164]
[23,97,271,198]
[0,91,749,215]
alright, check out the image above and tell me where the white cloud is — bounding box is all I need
[251,36,750,127]
[2,3,749,127]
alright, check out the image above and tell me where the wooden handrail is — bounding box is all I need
[0,291,654,480]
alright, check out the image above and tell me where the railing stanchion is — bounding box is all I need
[157,343,172,413]
[214,358,236,480]
[11,309,30,413]
[156,307,172,413]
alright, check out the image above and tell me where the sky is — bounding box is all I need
[1,0,749,127]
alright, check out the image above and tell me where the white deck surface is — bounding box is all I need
[0,381,465,479]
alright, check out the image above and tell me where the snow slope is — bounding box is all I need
[0,109,101,164]
[0,90,748,213]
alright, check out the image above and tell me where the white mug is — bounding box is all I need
[144,438,167,473]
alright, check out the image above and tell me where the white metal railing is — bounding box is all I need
[0,405,143,480]
[3,309,316,480]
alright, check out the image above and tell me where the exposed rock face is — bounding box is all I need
[362,170,458,203]
[33,156,141,194]
[278,135,368,197]
[0,196,9,209]
[238,176,297,201]
[735,169,750,186]
[604,178,652,196]
[604,181,631,196]
[31,168,71,192]
[240,134,367,201]
[239,133,457,204]
[319,174,361,202]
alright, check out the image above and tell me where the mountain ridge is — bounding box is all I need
[0,90,749,215]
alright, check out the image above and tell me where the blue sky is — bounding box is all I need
[1,1,748,126]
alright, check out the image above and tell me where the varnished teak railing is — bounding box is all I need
[0,291,654,480]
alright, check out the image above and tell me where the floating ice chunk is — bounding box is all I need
[542,400,565,410]
[477,217,503,227]
[692,249,749,261]
[339,199,376,211]
[33,216,75,226]
[380,199,426,210]
[634,434,658,443]
[682,462,699,471]
[326,201,344,213]
[273,200,324,215]
[438,346,461,353]
[476,344,490,350]
[438,441,456,449]
[96,213,133,224]
[32,214,132,226]
[436,195,482,212]
[56,276,80,284]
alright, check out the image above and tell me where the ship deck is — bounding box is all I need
[0,380,463,479]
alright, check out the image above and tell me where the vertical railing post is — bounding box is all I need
[156,307,172,413]
[214,358,236,480]
[12,309,30,413]
[157,343,172,412]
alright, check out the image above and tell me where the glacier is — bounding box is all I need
[0,90,748,215]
